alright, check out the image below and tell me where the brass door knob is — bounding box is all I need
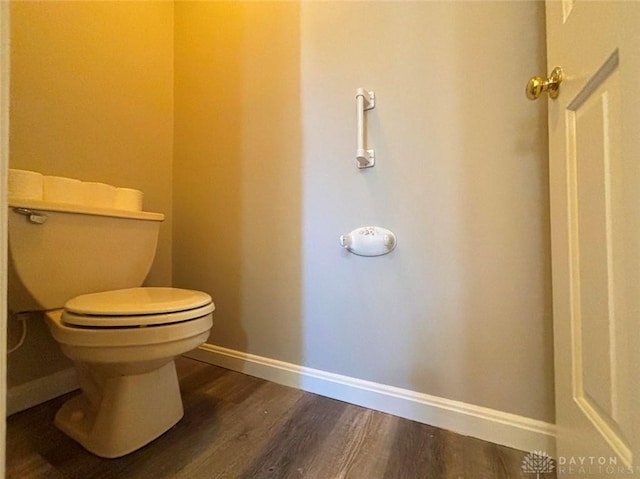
[526,66,563,100]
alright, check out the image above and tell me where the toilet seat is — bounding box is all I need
[62,287,214,327]
[46,308,213,351]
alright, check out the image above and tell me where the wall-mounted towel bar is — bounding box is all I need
[355,88,375,169]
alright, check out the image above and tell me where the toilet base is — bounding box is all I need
[54,360,184,458]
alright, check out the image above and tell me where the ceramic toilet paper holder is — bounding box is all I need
[340,226,396,257]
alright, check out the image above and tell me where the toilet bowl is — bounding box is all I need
[7,184,215,458]
[44,287,214,458]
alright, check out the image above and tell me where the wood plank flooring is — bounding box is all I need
[6,357,537,479]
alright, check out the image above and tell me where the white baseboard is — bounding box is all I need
[7,368,79,416]
[187,344,556,453]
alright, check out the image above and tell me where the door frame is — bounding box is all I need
[1,0,10,475]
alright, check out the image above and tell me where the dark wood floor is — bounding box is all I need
[7,357,534,478]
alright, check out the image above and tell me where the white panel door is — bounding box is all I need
[546,0,640,472]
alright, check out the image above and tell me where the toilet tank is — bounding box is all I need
[8,199,164,313]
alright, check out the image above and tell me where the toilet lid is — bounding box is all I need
[63,287,214,327]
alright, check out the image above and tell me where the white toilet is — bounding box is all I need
[7,195,214,458]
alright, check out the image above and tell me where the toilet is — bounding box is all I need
[7,190,214,458]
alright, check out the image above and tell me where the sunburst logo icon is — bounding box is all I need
[522,450,555,478]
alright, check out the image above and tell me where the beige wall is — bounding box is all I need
[8,1,174,387]
[173,1,554,422]
[173,2,303,364]
[7,0,553,423]
[10,1,174,286]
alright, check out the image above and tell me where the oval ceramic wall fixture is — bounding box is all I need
[339,226,397,257]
